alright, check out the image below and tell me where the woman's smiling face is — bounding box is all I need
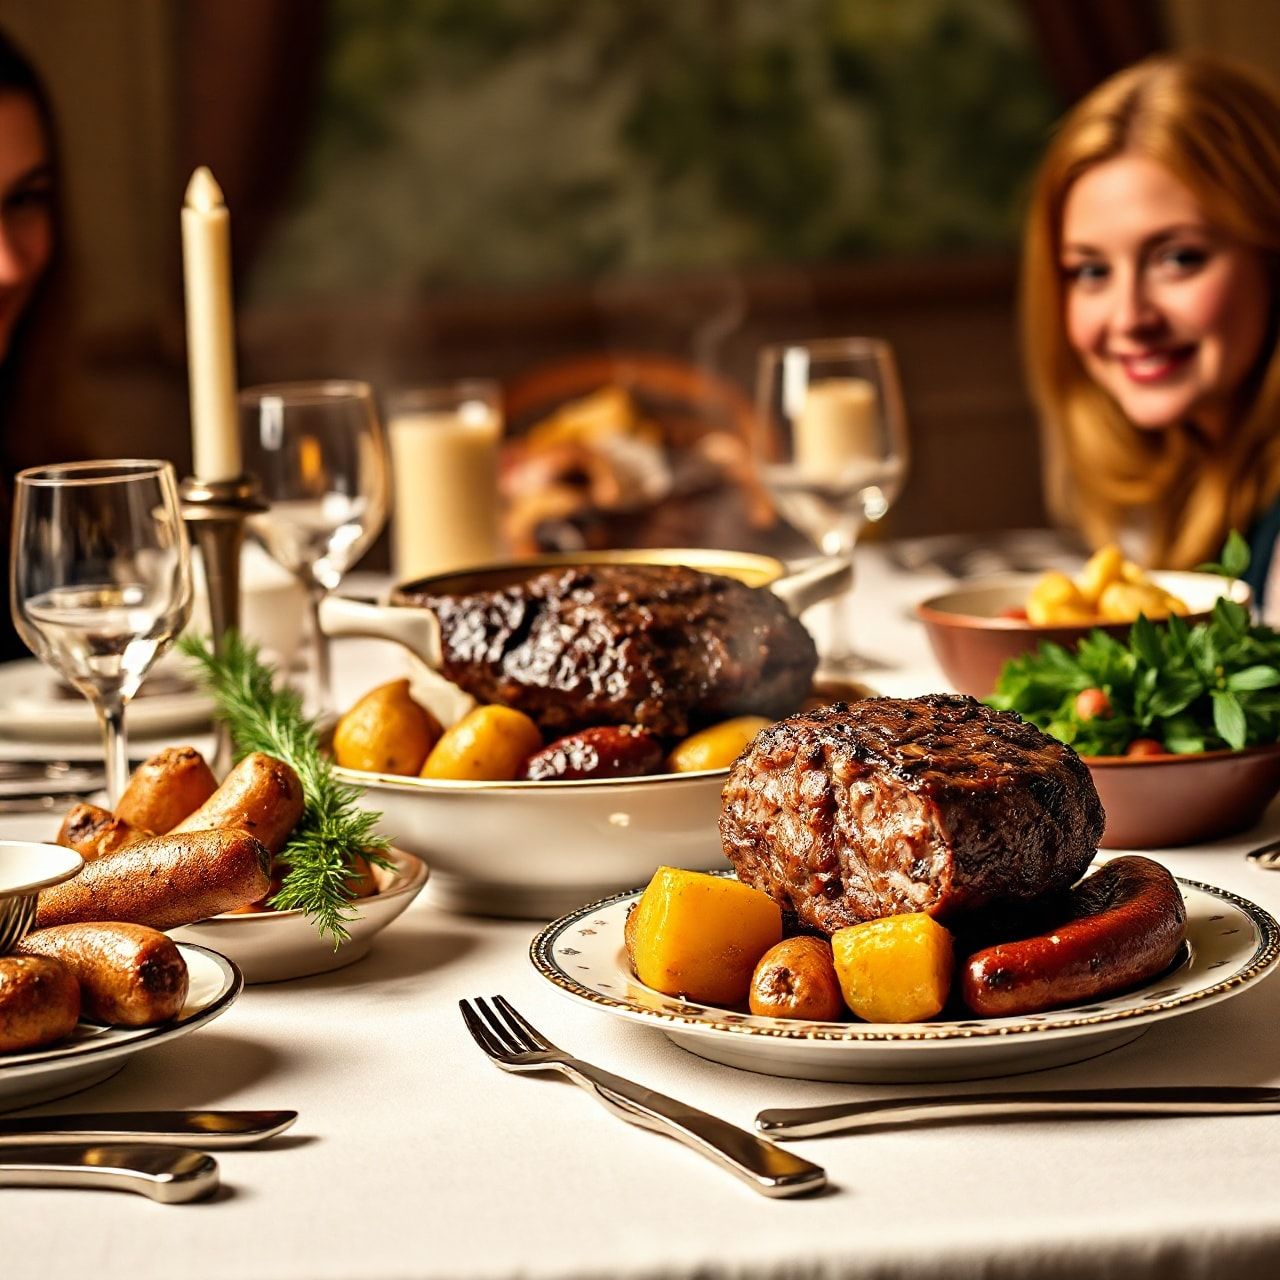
[1060,153,1273,439]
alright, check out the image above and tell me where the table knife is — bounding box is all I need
[0,1144,219,1202]
[756,1086,1280,1139]
[0,1109,297,1149]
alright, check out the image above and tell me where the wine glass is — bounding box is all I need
[755,337,909,673]
[10,460,193,805]
[240,380,390,713]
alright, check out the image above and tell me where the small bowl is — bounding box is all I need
[916,570,1251,698]
[0,841,83,951]
[1087,745,1280,849]
[169,847,427,983]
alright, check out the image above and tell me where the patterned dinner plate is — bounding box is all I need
[530,872,1280,1082]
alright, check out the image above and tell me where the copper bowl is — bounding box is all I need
[1088,744,1280,849]
[916,570,1251,698]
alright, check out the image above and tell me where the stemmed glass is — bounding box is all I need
[240,380,390,713]
[755,337,909,673]
[10,460,193,805]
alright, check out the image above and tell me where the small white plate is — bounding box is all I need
[170,847,428,983]
[0,656,215,743]
[0,942,241,1111]
[530,874,1280,1083]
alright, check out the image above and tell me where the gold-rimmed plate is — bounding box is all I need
[530,870,1280,1083]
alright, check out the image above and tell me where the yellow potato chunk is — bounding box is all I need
[332,679,442,775]
[1077,544,1125,606]
[666,716,772,773]
[1025,571,1091,625]
[1097,581,1188,622]
[831,913,954,1023]
[420,705,543,781]
[628,866,783,1006]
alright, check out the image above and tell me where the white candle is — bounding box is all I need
[181,167,241,482]
[793,377,880,476]
[388,398,502,581]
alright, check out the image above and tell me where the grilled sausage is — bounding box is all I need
[36,828,272,931]
[17,923,189,1027]
[961,855,1187,1017]
[172,752,304,853]
[521,726,665,781]
[57,802,148,862]
[0,954,81,1052]
[115,746,218,835]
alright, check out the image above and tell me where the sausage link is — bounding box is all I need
[0,954,81,1053]
[521,726,664,781]
[961,855,1186,1017]
[57,802,148,862]
[172,752,304,853]
[17,923,189,1027]
[36,828,272,931]
[115,746,218,835]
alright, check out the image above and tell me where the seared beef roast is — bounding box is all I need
[720,694,1103,934]
[400,563,818,738]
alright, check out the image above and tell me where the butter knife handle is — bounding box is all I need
[757,1086,1280,1139]
[0,1144,219,1203]
[559,1059,826,1198]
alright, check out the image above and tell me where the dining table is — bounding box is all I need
[3,533,1280,1280]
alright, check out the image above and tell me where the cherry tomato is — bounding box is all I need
[1074,687,1112,721]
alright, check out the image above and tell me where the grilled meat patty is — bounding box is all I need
[399,563,819,738]
[719,694,1104,934]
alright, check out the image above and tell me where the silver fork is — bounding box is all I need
[459,995,826,1198]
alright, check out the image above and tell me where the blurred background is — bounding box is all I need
[4,0,1278,564]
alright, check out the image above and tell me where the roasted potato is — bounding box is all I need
[420,705,542,782]
[666,716,772,774]
[1025,572,1092,626]
[749,936,844,1020]
[333,679,443,776]
[627,866,782,1006]
[830,913,955,1023]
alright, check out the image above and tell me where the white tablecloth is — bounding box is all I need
[3,542,1280,1280]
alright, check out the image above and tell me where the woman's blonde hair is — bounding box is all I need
[1021,53,1280,568]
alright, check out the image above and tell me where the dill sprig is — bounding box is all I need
[178,631,390,947]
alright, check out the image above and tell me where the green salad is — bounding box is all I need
[988,533,1280,757]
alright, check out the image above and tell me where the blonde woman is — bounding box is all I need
[1021,53,1280,609]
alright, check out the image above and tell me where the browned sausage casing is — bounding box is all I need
[36,828,272,931]
[172,752,304,853]
[57,802,148,862]
[17,923,189,1027]
[961,855,1187,1017]
[0,954,81,1053]
[521,726,664,781]
[115,746,218,835]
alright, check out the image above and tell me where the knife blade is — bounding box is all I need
[0,1109,298,1149]
[756,1087,1280,1139]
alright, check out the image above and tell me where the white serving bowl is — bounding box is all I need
[170,847,427,983]
[340,767,724,919]
[0,841,83,951]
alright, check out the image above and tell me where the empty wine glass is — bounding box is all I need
[755,337,909,672]
[10,460,193,804]
[240,380,390,712]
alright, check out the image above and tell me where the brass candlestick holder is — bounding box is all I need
[180,474,267,773]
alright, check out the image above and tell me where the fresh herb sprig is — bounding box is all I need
[179,631,390,946]
[989,535,1280,756]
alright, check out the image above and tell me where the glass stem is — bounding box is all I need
[96,694,129,808]
[307,584,334,716]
